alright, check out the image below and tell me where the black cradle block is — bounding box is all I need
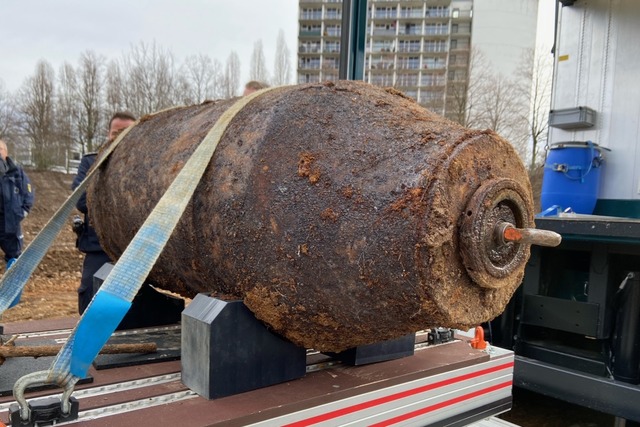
[181,294,307,399]
[327,333,416,366]
[94,263,184,330]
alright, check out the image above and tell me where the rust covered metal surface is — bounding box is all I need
[88,81,534,352]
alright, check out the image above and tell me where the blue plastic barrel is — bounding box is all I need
[540,141,605,215]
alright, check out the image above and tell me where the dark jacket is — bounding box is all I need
[72,153,104,253]
[0,157,34,234]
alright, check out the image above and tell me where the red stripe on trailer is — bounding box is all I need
[370,380,513,427]
[283,361,514,427]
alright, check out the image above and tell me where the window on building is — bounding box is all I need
[425,23,447,35]
[424,40,446,52]
[424,57,444,69]
[421,74,445,86]
[325,7,341,20]
[396,74,418,87]
[299,41,321,53]
[373,23,395,35]
[298,73,321,84]
[426,6,448,18]
[324,41,340,53]
[398,56,419,70]
[325,24,341,37]
[369,74,394,86]
[371,40,395,53]
[400,23,420,35]
[300,24,322,36]
[369,55,394,70]
[452,8,460,18]
[400,7,422,18]
[301,8,322,20]
[397,40,420,53]
[374,7,396,19]
[324,72,339,81]
[323,57,339,69]
[299,57,321,70]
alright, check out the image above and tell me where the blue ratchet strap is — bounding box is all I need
[46,86,279,384]
[6,258,21,307]
[0,124,138,315]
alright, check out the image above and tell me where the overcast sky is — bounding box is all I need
[0,0,299,92]
[0,0,554,93]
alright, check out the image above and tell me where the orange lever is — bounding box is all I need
[470,326,487,350]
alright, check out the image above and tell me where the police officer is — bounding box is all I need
[0,139,34,270]
[72,111,136,314]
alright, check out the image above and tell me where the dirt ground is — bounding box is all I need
[1,170,82,323]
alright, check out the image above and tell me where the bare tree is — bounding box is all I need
[446,48,489,128]
[56,62,80,169]
[120,41,180,115]
[249,40,269,83]
[0,80,18,142]
[476,74,527,149]
[181,54,224,104]
[516,47,553,172]
[105,59,126,113]
[75,51,106,153]
[272,29,291,86]
[18,60,57,170]
[223,51,241,98]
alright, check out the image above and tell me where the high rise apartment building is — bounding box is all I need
[298,0,538,121]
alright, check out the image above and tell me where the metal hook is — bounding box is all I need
[13,370,77,422]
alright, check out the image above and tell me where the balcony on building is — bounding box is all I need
[324,24,342,38]
[300,8,323,21]
[449,38,470,53]
[397,40,421,54]
[367,55,395,70]
[447,54,468,68]
[322,57,340,70]
[299,42,322,54]
[369,74,395,86]
[325,8,342,21]
[299,24,322,38]
[396,74,419,88]
[299,58,322,70]
[450,23,471,36]
[397,23,422,36]
[372,7,397,20]
[399,7,423,19]
[451,8,472,21]
[424,24,449,37]
[423,40,448,55]
[370,40,396,53]
[422,57,446,70]
[298,72,322,84]
[420,74,446,87]
[396,56,420,70]
[323,41,341,55]
[425,6,450,20]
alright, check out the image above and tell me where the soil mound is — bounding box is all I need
[1,170,82,323]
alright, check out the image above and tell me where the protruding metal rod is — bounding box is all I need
[496,222,562,247]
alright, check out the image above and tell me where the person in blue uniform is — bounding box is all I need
[72,111,136,314]
[0,139,34,269]
[0,139,34,307]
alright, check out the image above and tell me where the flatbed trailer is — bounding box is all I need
[1,318,515,427]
